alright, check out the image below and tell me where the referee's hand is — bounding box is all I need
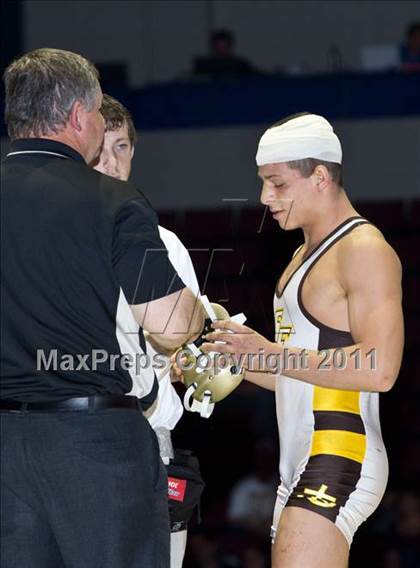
[170,350,186,383]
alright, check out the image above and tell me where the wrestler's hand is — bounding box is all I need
[201,320,281,372]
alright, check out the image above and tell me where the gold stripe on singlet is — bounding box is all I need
[313,386,360,414]
[311,386,366,463]
[310,430,366,464]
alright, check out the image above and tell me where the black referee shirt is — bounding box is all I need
[1,139,185,402]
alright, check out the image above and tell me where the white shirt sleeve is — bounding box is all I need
[158,226,200,295]
[147,226,201,431]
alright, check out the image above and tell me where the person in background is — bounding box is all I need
[228,439,277,537]
[193,29,257,79]
[400,21,420,73]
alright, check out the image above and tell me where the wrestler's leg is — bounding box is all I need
[272,506,349,568]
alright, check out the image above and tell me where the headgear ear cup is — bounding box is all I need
[181,301,246,418]
[211,303,229,321]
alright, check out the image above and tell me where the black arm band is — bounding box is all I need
[191,317,213,349]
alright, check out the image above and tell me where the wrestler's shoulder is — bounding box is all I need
[337,222,401,272]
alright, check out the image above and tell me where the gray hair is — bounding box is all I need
[3,48,100,139]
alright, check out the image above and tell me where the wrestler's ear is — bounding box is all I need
[69,101,83,132]
[312,165,329,190]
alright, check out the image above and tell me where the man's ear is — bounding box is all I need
[130,145,135,159]
[312,165,329,190]
[69,101,83,132]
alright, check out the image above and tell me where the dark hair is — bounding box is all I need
[407,21,420,38]
[3,48,100,139]
[210,29,234,48]
[270,112,343,187]
[100,94,137,147]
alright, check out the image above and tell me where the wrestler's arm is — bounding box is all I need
[203,234,404,392]
[279,233,404,392]
[113,200,206,353]
[243,370,276,391]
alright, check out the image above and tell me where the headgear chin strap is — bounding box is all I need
[256,114,342,166]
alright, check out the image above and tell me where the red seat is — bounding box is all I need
[157,211,178,233]
[356,200,405,232]
[184,209,233,239]
[404,315,420,347]
[390,236,420,270]
[236,207,277,236]
[403,276,419,310]
[409,199,420,230]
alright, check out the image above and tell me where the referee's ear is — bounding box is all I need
[69,101,83,132]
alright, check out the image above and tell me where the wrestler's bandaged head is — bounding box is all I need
[256,114,342,166]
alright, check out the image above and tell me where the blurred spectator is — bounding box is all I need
[193,29,258,79]
[396,492,420,539]
[384,491,420,567]
[243,546,266,568]
[383,548,404,568]
[355,490,420,567]
[400,21,420,72]
[184,533,219,568]
[184,528,269,567]
[227,439,277,537]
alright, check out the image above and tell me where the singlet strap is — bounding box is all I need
[276,217,368,298]
[301,217,369,269]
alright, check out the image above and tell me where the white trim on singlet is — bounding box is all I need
[6,150,71,159]
[299,217,366,274]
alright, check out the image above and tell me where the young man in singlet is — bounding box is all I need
[200,113,404,567]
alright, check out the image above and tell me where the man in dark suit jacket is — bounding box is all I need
[1,48,204,568]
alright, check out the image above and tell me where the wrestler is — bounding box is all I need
[198,113,404,567]
[93,94,201,568]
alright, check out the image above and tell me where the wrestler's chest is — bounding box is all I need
[301,261,347,321]
[279,249,349,329]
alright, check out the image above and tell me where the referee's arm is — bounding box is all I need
[131,287,205,352]
[113,198,205,352]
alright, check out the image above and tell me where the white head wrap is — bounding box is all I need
[256,114,342,166]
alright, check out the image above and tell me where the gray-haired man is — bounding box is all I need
[1,48,204,568]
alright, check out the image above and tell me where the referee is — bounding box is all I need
[0,48,204,568]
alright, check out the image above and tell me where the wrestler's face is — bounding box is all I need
[259,162,319,230]
[93,123,134,181]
